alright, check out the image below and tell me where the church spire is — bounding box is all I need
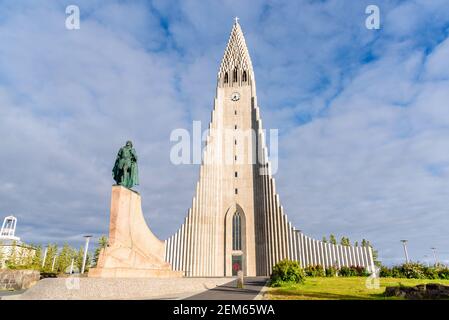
[218,18,254,87]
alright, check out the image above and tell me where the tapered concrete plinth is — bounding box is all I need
[88,186,183,278]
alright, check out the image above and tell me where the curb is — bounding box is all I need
[254,280,270,300]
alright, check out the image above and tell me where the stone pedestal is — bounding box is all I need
[88,186,183,278]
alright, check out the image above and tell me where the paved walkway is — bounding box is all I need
[0,289,26,299]
[2,277,234,300]
[185,277,268,300]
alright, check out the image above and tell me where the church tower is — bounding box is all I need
[165,19,375,277]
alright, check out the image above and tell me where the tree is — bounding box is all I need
[93,235,108,266]
[20,243,35,268]
[75,246,84,271]
[7,241,18,268]
[56,243,76,273]
[340,237,351,246]
[329,234,337,245]
[42,244,58,272]
[366,240,381,267]
[322,236,328,243]
[361,239,368,247]
[361,239,381,267]
[31,245,43,269]
[0,241,4,268]
[75,246,92,273]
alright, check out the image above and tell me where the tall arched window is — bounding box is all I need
[242,70,247,82]
[233,67,238,82]
[224,72,229,84]
[232,212,242,250]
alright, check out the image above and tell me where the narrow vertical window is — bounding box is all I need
[235,188,238,194]
[232,212,241,250]
[242,70,247,82]
[235,171,238,177]
[234,110,237,115]
[224,72,229,84]
[233,67,238,82]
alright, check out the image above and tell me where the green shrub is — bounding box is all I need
[339,266,351,277]
[351,266,370,277]
[304,265,325,277]
[437,267,449,280]
[379,263,449,280]
[401,263,426,279]
[336,266,369,277]
[325,266,337,277]
[391,266,403,278]
[270,260,305,287]
[379,265,392,277]
[423,266,438,279]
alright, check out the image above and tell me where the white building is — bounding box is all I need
[0,216,20,242]
[0,216,35,268]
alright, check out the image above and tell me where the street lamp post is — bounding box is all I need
[400,240,409,264]
[431,247,438,266]
[51,253,57,271]
[423,255,429,267]
[69,258,74,274]
[81,235,92,274]
[41,247,48,269]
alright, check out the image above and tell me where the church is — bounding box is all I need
[163,20,375,277]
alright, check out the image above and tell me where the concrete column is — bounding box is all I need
[307,237,313,267]
[344,245,349,266]
[167,236,172,266]
[367,246,375,273]
[290,225,297,262]
[198,167,205,276]
[179,225,184,272]
[280,209,288,260]
[173,233,178,270]
[313,240,318,266]
[336,245,342,268]
[319,242,325,268]
[307,238,313,266]
[186,211,193,276]
[326,243,332,267]
[362,246,369,269]
[300,233,305,268]
[274,195,282,263]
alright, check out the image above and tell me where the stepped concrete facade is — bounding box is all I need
[164,20,375,277]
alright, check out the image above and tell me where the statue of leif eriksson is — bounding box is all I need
[112,140,139,189]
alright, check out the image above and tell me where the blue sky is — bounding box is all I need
[1,0,449,266]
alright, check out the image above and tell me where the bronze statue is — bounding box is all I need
[112,141,139,189]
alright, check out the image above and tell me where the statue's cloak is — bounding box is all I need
[112,146,139,188]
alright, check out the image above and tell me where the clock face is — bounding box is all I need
[231,92,240,101]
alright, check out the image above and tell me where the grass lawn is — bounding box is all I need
[266,277,449,300]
